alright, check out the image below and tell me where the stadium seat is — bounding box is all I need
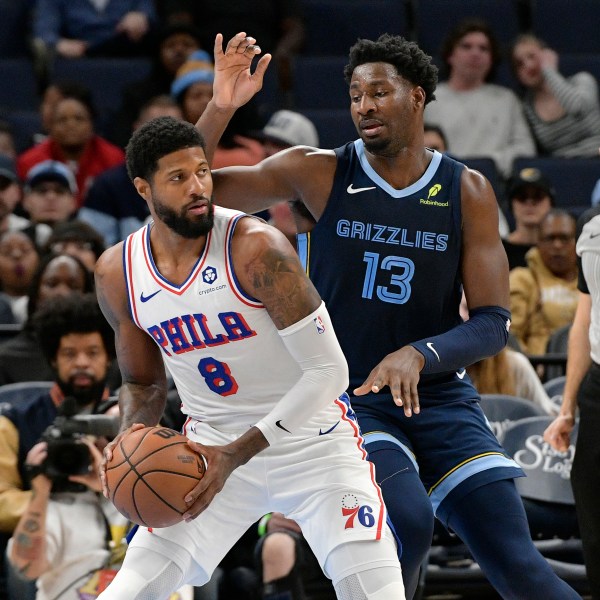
[0,58,39,112]
[297,108,357,148]
[544,324,571,381]
[543,375,567,399]
[50,57,152,124]
[300,0,412,56]
[479,393,547,441]
[3,110,41,153]
[0,381,54,413]
[560,53,600,85]
[511,157,600,212]
[531,0,600,54]
[414,0,523,58]
[291,56,348,110]
[460,156,505,204]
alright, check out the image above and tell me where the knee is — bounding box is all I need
[261,532,297,582]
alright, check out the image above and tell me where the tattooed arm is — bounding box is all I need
[95,243,169,432]
[8,444,52,580]
[182,219,348,520]
[94,243,169,496]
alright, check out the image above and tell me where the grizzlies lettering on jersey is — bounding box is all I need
[298,141,476,404]
[123,207,308,432]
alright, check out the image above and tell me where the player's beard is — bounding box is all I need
[57,372,107,408]
[153,194,215,239]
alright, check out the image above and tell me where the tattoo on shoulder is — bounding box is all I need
[245,246,317,328]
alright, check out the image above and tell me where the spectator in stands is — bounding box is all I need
[80,95,183,246]
[32,81,92,147]
[1,293,116,600]
[0,121,17,159]
[0,253,93,386]
[172,49,264,167]
[0,231,40,324]
[17,95,124,208]
[423,123,448,152]
[511,34,600,159]
[161,0,305,94]
[109,22,202,148]
[44,220,105,271]
[543,206,600,599]
[467,348,556,414]
[424,18,535,177]
[32,0,156,60]
[20,160,78,248]
[510,209,579,355]
[503,167,555,270]
[0,155,29,236]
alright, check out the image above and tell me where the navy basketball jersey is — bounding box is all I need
[298,140,466,397]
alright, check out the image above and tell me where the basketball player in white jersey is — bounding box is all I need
[94,37,404,600]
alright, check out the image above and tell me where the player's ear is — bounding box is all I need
[412,86,426,110]
[133,177,151,200]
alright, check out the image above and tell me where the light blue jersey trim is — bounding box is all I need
[297,233,308,271]
[363,432,419,473]
[429,454,521,514]
[354,139,443,198]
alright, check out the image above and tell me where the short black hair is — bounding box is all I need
[32,292,115,363]
[344,34,438,105]
[441,19,502,82]
[126,116,206,182]
[44,220,106,261]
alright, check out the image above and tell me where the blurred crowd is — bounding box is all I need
[0,1,598,599]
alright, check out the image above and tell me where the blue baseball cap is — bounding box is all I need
[25,160,77,194]
[171,50,214,99]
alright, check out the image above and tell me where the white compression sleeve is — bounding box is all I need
[254,302,349,445]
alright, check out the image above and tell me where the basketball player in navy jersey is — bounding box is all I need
[197,32,582,599]
[94,48,405,597]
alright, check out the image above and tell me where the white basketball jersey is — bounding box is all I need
[123,207,305,432]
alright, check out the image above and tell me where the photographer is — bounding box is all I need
[0,293,116,599]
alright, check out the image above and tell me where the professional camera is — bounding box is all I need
[40,397,120,480]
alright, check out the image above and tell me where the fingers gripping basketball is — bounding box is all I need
[106,426,205,528]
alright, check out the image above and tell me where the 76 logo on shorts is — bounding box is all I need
[341,494,375,529]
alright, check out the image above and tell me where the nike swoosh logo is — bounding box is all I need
[426,342,440,362]
[275,420,291,434]
[590,232,600,239]
[140,290,161,303]
[319,421,340,435]
[347,184,376,194]
[456,369,466,379]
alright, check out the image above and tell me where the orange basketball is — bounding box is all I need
[105,426,205,528]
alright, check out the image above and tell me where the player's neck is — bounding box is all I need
[149,224,208,285]
[365,145,432,190]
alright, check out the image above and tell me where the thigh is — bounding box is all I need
[267,399,389,570]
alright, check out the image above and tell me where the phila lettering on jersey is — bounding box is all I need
[123,207,305,432]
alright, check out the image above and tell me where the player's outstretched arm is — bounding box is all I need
[95,244,169,496]
[198,32,271,164]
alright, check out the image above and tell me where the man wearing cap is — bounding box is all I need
[502,167,556,270]
[22,160,78,248]
[0,155,28,236]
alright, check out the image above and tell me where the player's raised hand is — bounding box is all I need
[353,346,424,417]
[212,32,272,110]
